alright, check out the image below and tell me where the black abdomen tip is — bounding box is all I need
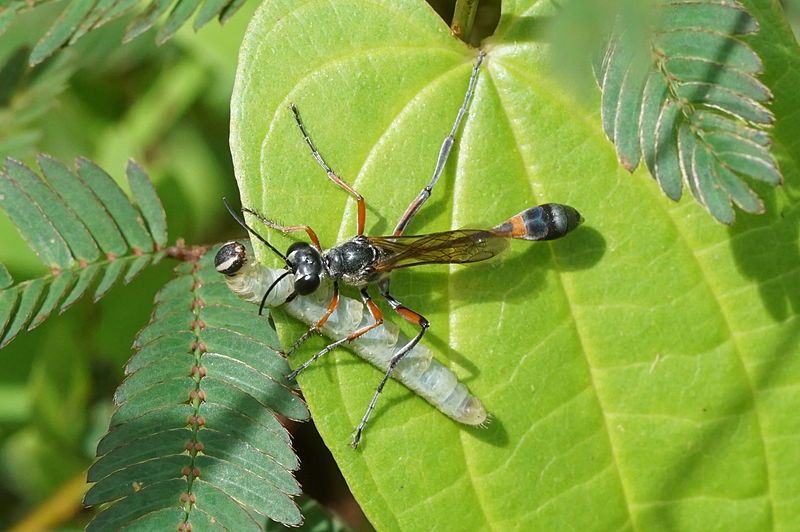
[523,203,583,241]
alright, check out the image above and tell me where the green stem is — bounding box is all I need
[451,0,479,43]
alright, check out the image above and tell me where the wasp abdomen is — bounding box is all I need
[493,203,583,241]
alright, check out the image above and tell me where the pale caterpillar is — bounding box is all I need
[215,241,488,428]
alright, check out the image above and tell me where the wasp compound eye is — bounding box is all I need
[287,241,312,257]
[215,242,247,275]
[294,274,320,295]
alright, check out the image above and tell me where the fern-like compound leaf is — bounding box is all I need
[0,0,250,65]
[157,0,203,44]
[85,249,308,529]
[28,0,96,66]
[92,255,132,301]
[7,158,101,263]
[128,160,169,249]
[595,0,781,224]
[0,155,168,347]
[2,278,47,344]
[77,157,155,252]
[38,155,130,256]
[28,271,75,328]
[0,263,12,289]
[0,164,74,269]
[125,0,175,42]
[0,47,75,160]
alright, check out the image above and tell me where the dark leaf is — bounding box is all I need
[595,0,781,223]
[87,249,307,528]
[0,156,168,348]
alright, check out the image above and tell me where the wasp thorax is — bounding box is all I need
[286,241,323,295]
[215,241,247,276]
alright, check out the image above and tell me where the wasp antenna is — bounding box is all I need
[222,198,291,266]
[259,270,293,315]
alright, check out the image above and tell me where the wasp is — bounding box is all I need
[218,51,583,448]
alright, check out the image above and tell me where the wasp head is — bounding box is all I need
[286,241,323,295]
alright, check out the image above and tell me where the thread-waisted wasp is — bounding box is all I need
[216,51,583,448]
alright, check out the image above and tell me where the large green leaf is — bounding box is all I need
[230,0,800,529]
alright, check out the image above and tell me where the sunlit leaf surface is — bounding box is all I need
[231,0,800,529]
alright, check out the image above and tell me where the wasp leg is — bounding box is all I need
[392,51,485,236]
[290,104,367,236]
[241,207,322,250]
[283,282,340,357]
[287,288,383,381]
[351,281,430,448]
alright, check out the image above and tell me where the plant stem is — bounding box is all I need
[9,470,88,532]
[165,239,209,262]
[451,0,480,43]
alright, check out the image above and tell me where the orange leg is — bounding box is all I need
[242,207,321,250]
[350,281,430,448]
[290,104,366,235]
[283,282,340,357]
[287,288,384,381]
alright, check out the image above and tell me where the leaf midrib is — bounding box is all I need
[320,52,475,531]
[486,59,636,528]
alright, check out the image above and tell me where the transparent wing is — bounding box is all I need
[370,230,509,271]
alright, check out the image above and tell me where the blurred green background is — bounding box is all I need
[0,2,252,528]
[0,1,345,528]
[0,0,796,529]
